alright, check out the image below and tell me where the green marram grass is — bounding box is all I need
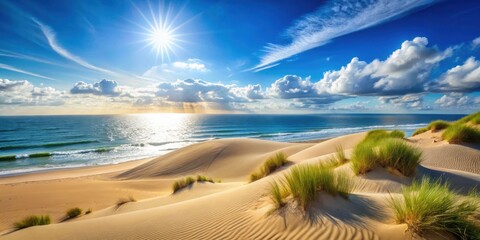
[65,207,82,219]
[172,176,196,193]
[350,141,377,175]
[376,139,422,177]
[249,152,288,182]
[325,145,348,167]
[14,215,50,230]
[268,181,286,213]
[351,129,420,176]
[389,177,480,239]
[270,163,355,211]
[427,120,451,132]
[116,196,136,207]
[172,175,218,193]
[196,175,215,183]
[442,124,480,144]
[457,111,480,124]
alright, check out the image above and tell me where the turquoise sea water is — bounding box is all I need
[0,113,465,175]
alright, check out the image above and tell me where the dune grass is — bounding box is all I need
[351,129,421,176]
[270,163,355,211]
[172,175,218,193]
[116,196,136,207]
[389,130,406,139]
[457,111,480,124]
[325,145,348,167]
[85,208,92,215]
[249,152,288,182]
[412,127,429,136]
[14,215,50,230]
[0,155,16,162]
[65,207,82,220]
[351,141,377,175]
[389,177,480,239]
[28,152,52,158]
[442,124,480,144]
[196,175,215,183]
[269,181,286,212]
[172,176,196,193]
[376,139,422,177]
[427,120,451,132]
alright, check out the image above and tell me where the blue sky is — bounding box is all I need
[0,0,479,115]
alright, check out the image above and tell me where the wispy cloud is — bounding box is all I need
[32,18,113,74]
[253,0,436,71]
[0,63,57,81]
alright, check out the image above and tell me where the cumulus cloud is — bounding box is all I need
[316,37,450,95]
[156,79,246,103]
[0,79,30,90]
[268,75,318,99]
[428,57,480,92]
[172,59,209,72]
[379,94,430,110]
[70,79,122,96]
[254,0,436,71]
[0,79,64,105]
[434,93,479,108]
[473,36,480,48]
[231,84,265,100]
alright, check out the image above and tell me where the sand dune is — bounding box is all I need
[1,131,479,240]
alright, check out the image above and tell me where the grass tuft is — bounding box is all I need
[116,196,136,207]
[65,207,82,219]
[271,163,355,211]
[249,152,288,182]
[85,208,92,214]
[457,111,480,124]
[389,177,480,239]
[442,124,480,144]
[376,139,421,176]
[412,127,429,136]
[351,141,377,175]
[196,175,214,183]
[14,215,50,230]
[269,181,286,212]
[390,130,406,139]
[172,175,218,193]
[427,120,451,132]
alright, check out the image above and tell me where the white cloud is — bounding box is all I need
[172,59,209,72]
[316,37,449,95]
[254,0,435,71]
[32,18,112,74]
[268,75,317,99]
[156,79,246,103]
[231,84,265,100]
[379,94,431,110]
[434,93,479,108]
[0,79,64,106]
[472,36,480,48]
[70,79,122,96]
[429,57,480,92]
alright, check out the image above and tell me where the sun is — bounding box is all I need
[133,2,186,61]
[151,28,172,48]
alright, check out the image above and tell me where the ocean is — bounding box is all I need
[0,113,464,175]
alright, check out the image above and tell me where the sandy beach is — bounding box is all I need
[0,126,479,240]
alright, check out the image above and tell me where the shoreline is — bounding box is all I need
[0,157,153,184]
[0,138,330,181]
